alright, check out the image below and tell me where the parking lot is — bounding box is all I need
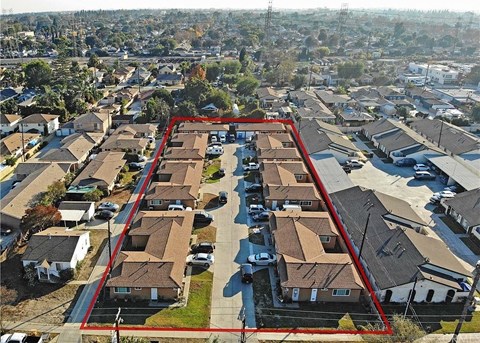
[349,136,478,270]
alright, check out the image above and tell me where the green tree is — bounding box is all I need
[292,74,306,90]
[305,35,319,50]
[190,64,206,80]
[151,89,174,107]
[248,108,266,119]
[239,47,247,62]
[236,76,260,96]
[36,86,64,108]
[184,77,213,106]
[337,61,365,79]
[2,68,24,87]
[175,100,198,117]
[83,189,104,202]
[466,65,480,85]
[318,29,328,42]
[206,63,222,82]
[39,180,66,206]
[205,89,232,111]
[0,98,18,114]
[222,60,242,74]
[145,97,170,122]
[316,46,330,58]
[23,60,52,89]
[87,53,101,69]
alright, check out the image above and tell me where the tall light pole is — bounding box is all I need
[450,260,480,343]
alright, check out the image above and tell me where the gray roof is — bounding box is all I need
[375,130,421,152]
[409,119,479,155]
[443,188,480,226]
[426,155,480,191]
[22,228,88,263]
[309,156,355,194]
[374,192,427,226]
[362,118,397,136]
[58,201,95,211]
[298,119,357,154]
[330,186,470,289]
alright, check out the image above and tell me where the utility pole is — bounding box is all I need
[107,219,113,277]
[450,260,480,343]
[20,123,25,162]
[337,3,349,43]
[264,0,273,44]
[437,118,444,148]
[238,306,246,343]
[403,277,418,318]
[423,63,430,89]
[113,307,122,343]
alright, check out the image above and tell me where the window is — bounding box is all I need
[294,174,303,180]
[320,236,331,243]
[114,287,131,294]
[300,201,312,206]
[134,287,142,291]
[333,289,351,296]
[151,200,162,205]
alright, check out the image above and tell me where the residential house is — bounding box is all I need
[336,107,374,127]
[129,67,151,85]
[331,186,472,304]
[156,73,183,86]
[100,135,149,155]
[314,90,351,110]
[298,118,359,164]
[442,188,480,241]
[257,148,302,162]
[113,66,136,83]
[19,113,59,135]
[15,161,72,181]
[254,133,294,149]
[70,152,126,194]
[270,212,364,302]
[73,111,111,134]
[256,87,281,108]
[260,161,311,185]
[263,184,323,211]
[0,132,41,163]
[235,123,287,140]
[21,228,90,283]
[158,64,177,75]
[176,122,230,135]
[163,133,208,161]
[114,124,156,138]
[107,211,194,301]
[58,201,96,223]
[0,163,67,229]
[0,113,22,136]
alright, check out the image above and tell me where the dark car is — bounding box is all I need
[0,227,12,236]
[342,165,352,174]
[245,183,262,193]
[253,211,270,222]
[95,210,115,220]
[190,242,215,254]
[193,211,214,226]
[219,191,228,204]
[217,168,226,177]
[241,263,254,283]
[228,134,236,143]
[394,158,417,167]
[128,162,144,171]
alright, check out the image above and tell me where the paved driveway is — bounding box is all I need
[201,142,257,330]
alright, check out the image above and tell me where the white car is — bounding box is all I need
[346,160,364,168]
[243,162,260,171]
[413,164,430,171]
[432,190,456,198]
[168,204,193,211]
[97,202,120,212]
[186,253,214,267]
[247,252,276,266]
[248,204,266,215]
[219,134,226,143]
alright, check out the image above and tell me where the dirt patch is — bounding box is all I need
[1,246,85,324]
[192,225,217,243]
[83,336,206,343]
[101,188,134,210]
[75,230,108,281]
[197,193,219,210]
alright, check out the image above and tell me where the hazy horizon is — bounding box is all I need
[1,0,479,15]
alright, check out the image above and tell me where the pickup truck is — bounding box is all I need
[243,162,260,171]
[1,333,46,343]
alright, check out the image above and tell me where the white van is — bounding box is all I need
[206,146,224,156]
[168,204,192,211]
[280,204,302,211]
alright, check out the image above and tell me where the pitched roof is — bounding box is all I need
[0,133,40,157]
[107,211,193,288]
[257,148,302,161]
[261,161,307,185]
[73,111,110,125]
[409,119,479,155]
[264,184,321,201]
[330,186,471,289]
[145,183,199,201]
[236,123,286,132]
[443,188,480,226]
[21,227,88,263]
[170,133,209,149]
[314,90,350,105]
[101,135,149,151]
[177,122,229,132]
[21,113,59,124]
[15,161,72,177]
[0,113,22,124]
[40,134,97,162]
[374,191,427,226]
[298,119,357,154]
[157,160,203,184]
[255,133,293,149]
[115,124,156,136]
[256,87,279,99]
[362,118,398,136]
[71,152,126,188]
[1,163,67,221]
[375,130,422,151]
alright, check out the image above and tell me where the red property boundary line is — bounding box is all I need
[81,116,392,335]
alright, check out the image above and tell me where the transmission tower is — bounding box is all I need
[264,0,273,44]
[336,3,349,42]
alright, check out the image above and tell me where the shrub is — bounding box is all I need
[60,268,75,282]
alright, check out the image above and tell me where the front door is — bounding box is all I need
[151,288,158,301]
[310,289,318,302]
[292,288,300,302]
[272,200,277,210]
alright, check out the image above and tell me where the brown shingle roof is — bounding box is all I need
[0,113,22,124]
[144,183,199,201]
[0,133,40,157]
[21,113,59,124]
[264,184,321,201]
[257,148,302,161]
[261,162,303,185]
[71,152,126,188]
[157,160,203,184]
[255,133,293,149]
[237,122,286,132]
[177,122,229,132]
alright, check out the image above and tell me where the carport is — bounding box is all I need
[426,155,480,191]
[59,209,85,228]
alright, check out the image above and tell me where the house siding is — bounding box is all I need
[380,279,467,303]
[283,287,361,303]
[109,287,179,300]
[264,199,323,211]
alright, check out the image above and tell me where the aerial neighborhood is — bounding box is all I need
[0,4,479,343]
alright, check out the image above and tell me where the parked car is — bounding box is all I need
[217,168,226,177]
[444,185,459,192]
[253,211,270,222]
[128,162,144,171]
[243,162,260,171]
[394,158,417,167]
[413,164,430,171]
[193,211,214,226]
[248,204,266,215]
[228,134,236,143]
[137,155,147,162]
[247,252,276,266]
[210,135,218,143]
[342,165,352,174]
[206,146,224,156]
[190,242,215,254]
[218,191,228,204]
[1,332,45,343]
[241,263,254,283]
[208,142,223,148]
[168,204,193,211]
[219,134,226,143]
[11,181,21,189]
[433,190,456,198]
[345,159,364,168]
[186,253,214,267]
[414,171,436,180]
[246,136,253,143]
[245,183,262,193]
[95,210,114,220]
[0,227,12,236]
[97,202,119,212]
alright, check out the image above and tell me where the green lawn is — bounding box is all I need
[145,270,213,328]
[203,159,221,183]
[192,225,217,243]
[435,311,480,334]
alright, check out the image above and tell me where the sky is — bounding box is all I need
[1,0,479,14]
